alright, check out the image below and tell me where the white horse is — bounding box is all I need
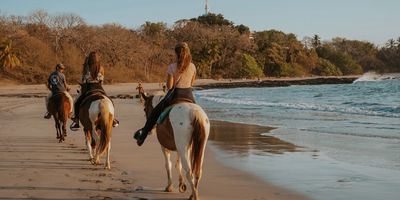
[78,83,115,170]
[141,91,210,200]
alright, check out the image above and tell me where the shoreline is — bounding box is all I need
[0,76,360,99]
[195,76,359,90]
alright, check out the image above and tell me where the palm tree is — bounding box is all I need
[386,39,396,49]
[0,40,21,71]
[312,34,321,49]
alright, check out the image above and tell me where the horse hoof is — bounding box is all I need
[165,185,173,192]
[90,159,96,165]
[179,183,187,193]
[104,166,111,170]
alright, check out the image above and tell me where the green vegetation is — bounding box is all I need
[0,11,399,83]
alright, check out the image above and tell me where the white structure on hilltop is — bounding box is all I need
[205,0,209,15]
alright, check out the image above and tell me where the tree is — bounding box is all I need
[0,40,21,71]
[140,21,167,37]
[316,43,363,75]
[190,13,233,27]
[235,24,250,35]
[236,53,263,78]
[312,58,342,76]
[311,34,321,49]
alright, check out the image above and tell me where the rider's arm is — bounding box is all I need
[191,71,196,87]
[167,74,174,90]
[46,82,51,90]
[46,76,51,90]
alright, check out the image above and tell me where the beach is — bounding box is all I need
[0,82,310,200]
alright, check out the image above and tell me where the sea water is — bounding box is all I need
[195,74,400,200]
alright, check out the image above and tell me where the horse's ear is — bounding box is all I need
[140,92,148,101]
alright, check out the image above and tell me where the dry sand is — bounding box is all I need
[0,83,310,200]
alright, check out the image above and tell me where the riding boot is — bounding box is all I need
[44,112,51,119]
[70,117,80,131]
[113,118,120,127]
[133,129,148,146]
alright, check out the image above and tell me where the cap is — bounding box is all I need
[56,63,65,69]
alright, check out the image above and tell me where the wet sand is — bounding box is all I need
[0,83,310,200]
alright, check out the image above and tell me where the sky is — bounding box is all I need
[1,0,399,46]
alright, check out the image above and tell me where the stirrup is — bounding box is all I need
[70,121,80,131]
[44,112,51,119]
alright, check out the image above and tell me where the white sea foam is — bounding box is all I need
[354,72,400,82]
[199,96,400,118]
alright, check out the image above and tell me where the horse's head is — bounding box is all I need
[141,91,165,119]
[141,93,154,119]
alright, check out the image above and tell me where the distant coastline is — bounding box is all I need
[195,76,359,90]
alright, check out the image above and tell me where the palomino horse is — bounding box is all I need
[48,92,71,143]
[141,92,210,200]
[78,83,114,170]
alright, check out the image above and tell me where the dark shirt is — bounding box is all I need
[48,70,66,94]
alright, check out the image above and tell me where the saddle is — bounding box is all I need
[50,91,67,100]
[157,98,194,124]
[80,88,108,107]
[80,91,105,107]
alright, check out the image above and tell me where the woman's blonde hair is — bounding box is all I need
[83,51,101,79]
[175,42,192,74]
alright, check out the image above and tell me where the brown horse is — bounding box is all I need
[141,92,210,200]
[78,83,114,169]
[48,92,71,143]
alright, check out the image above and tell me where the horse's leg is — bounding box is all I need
[177,146,198,200]
[58,120,65,143]
[92,124,100,165]
[104,142,111,170]
[161,147,173,192]
[84,128,94,162]
[176,155,187,193]
[53,117,60,139]
[62,119,67,137]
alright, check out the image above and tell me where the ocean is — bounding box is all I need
[195,74,400,200]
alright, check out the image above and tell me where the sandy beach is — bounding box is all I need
[0,82,310,200]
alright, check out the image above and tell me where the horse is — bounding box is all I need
[78,83,114,170]
[140,91,210,200]
[48,92,71,143]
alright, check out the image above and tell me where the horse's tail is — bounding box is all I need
[97,100,113,156]
[190,108,209,180]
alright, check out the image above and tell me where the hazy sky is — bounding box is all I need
[1,0,399,45]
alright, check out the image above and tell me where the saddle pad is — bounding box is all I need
[157,106,173,124]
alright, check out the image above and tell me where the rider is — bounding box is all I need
[136,81,145,103]
[70,51,119,130]
[44,63,73,119]
[134,42,196,146]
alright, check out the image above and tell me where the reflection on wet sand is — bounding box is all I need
[210,120,300,156]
